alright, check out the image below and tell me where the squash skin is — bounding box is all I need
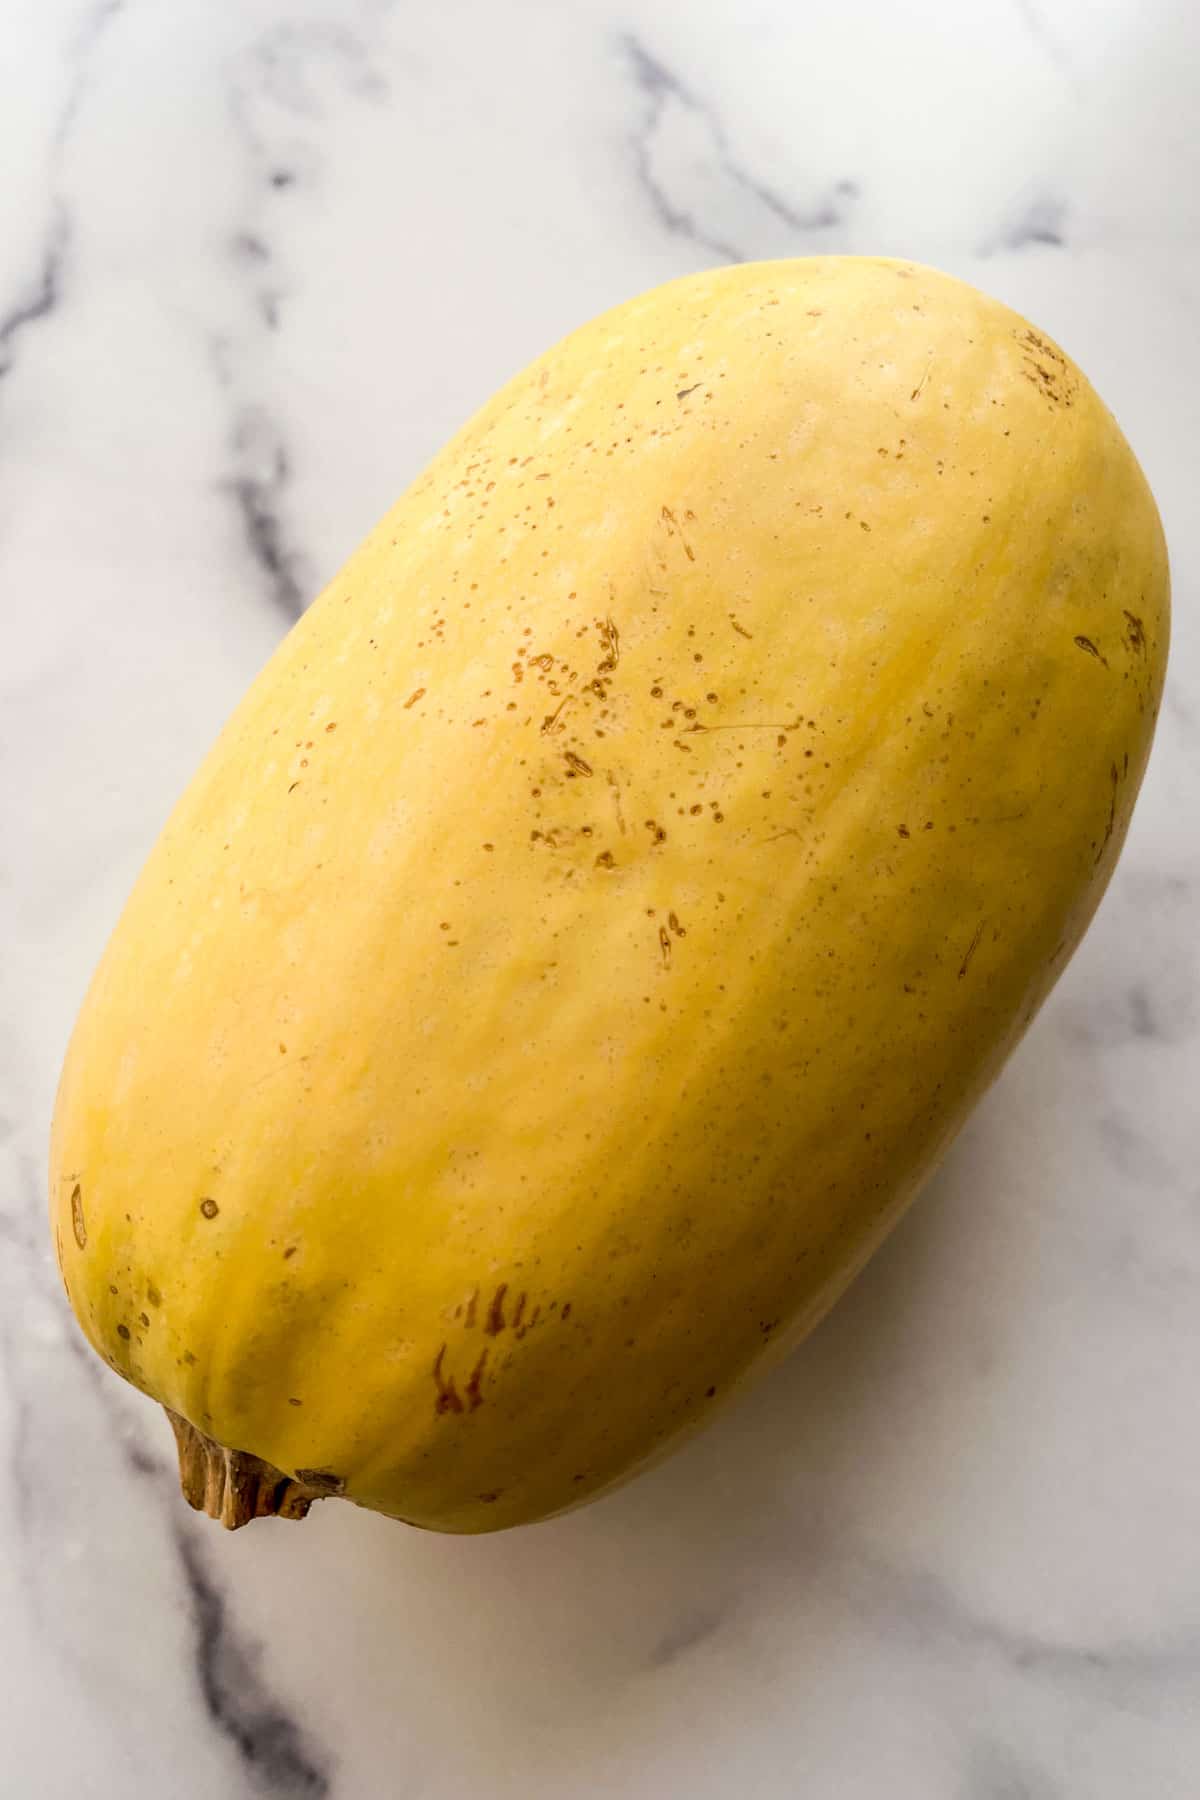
[50,257,1168,1533]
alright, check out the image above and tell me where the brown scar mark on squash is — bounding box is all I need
[70,1183,87,1250]
[596,613,621,674]
[511,1292,527,1331]
[1096,763,1120,864]
[564,750,593,777]
[295,1468,345,1495]
[659,925,673,966]
[478,1490,502,1503]
[199,1197,219,1220]
[729,615,753,639]
[465,1347,489,1410]
[668,911,686,938]
[607,769,626,833]
[433,1345,464,1414]
[958,920,987,979]
[1017,329,1076,408]
[541,695,573,734]
[1123,611,1146,655]
[759,827,802,846]
[595,849,616,869]
[464,1287,478,1329]
[676,383,701,400]
[660,505,695,560]
[1073,635,1108,667]
[485,1283,508,1335]
[910,361,933,401]
[403,687,426,709]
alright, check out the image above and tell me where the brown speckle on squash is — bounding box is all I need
[70,1183,87,1250]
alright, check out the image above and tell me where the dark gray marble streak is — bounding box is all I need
[218,389,309,624]
[212,22,390,624]
[621,34,857,264]
[0,0,125,389]
[0,209,70,384]
[174,1524,332,1798]
[979,195,1067,256]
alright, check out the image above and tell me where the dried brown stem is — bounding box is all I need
[165,1408,337,1529]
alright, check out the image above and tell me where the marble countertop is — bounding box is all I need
[3,2,1198,1795]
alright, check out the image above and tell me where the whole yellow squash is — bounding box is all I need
[50,258,1168,1532]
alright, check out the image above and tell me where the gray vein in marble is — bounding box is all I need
[210,22,392,626]
[56,0,129,153]
[871,1555,1200,1700]
[0,1,125,389]
[646,1606,729,1669]
[0,1306,35,1554]
[965,1736,1058,1800]
[1096,1111,1177,1189]
[621,34,856,264]
[8,1165,329,1792]
[175,1524,332,1798]
[0,209,69,385]
[980,196,1067,257]
[1012,0,1073,77]
[222,404,308,622]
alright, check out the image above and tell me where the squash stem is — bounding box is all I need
[165,1408,328,1528]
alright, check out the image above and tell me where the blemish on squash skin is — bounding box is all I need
[1096,763,1120,864]
[1123,611,1146,655]
[1073,635,1108,667]
[70,1183,86,1250]
[433,1345,464,1414]
[958,921,987,980]
[465,1348,489,1410]
[199,1197,220,1220]
[485,1284,508,1335]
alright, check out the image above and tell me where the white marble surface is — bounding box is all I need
[2,1,1199,1793]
